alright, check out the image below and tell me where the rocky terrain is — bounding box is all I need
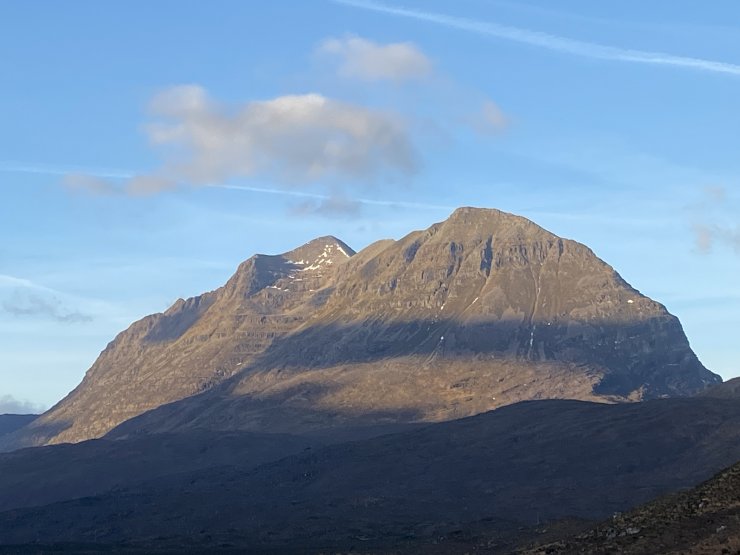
[524,459,740,554]
[1,207,719,452]
[0,397,738,553]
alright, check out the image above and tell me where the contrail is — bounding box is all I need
[0,274,43,290]
[0,273,83,298]
[0,161,133,179]
[211,184,455,211]
[3,161,454,211]
[213,184,331,201]
[332,0,740,77]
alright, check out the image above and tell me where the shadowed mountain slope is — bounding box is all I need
[0,398,738,553]
[0,430,317,513]
[0,415,36,438]
[1,208,720,451]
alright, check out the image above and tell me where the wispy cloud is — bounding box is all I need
[0,161,132,179]
[317,34,432,81]
[333,0,740,77]
[691,186,740,254]
[212,184,455,211]
[0,274,99,324]
[469,100,508,135]
[290,193,363,219]
[2,291,93,323]
[64,174,121,195]
[0,395,44,415]
[693,222,740,254]
[0,275,39,290]
[1,162,453,212]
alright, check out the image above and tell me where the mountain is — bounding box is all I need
[701,376,740,399]
[1,207,720,451]
[0,397,738,553]
[0,415,36,438]
[0,236,356,450]
[524,459,740,554]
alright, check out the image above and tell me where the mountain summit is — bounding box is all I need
[1,207,719,450]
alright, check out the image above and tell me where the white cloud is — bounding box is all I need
[64,85,418,200]
[65,86,418,196]
[334,0,740,77]
[318,35,432,82]
[0,395,44,415]
[148,86,417,184]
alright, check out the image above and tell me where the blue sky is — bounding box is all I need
[2,1,739,411]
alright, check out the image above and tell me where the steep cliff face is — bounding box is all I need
[1,208,720,450]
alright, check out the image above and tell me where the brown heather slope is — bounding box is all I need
[701,376,740,399]
[0,207,720,451]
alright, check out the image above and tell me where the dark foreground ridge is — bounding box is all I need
[0,397,738,553]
